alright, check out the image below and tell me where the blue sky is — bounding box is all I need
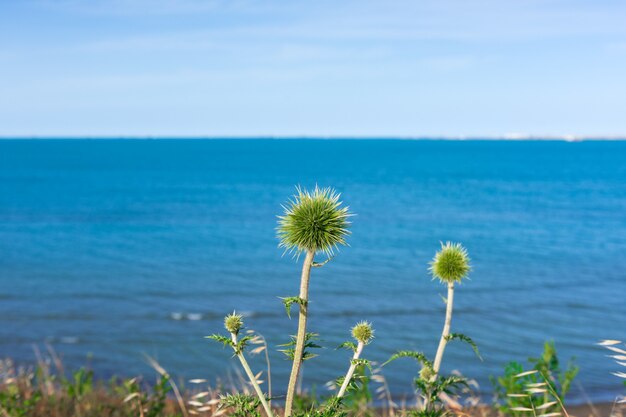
[1,0,626,137]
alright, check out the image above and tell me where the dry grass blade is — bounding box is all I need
[123,393,140,403]
[192,392,210,400]
[145,355,190,417]
[598,340,622,346]
[525,388,548,394]
[515,370,539,378]
[197,406,213,412]
[536,402,558,410]
[605,346,626,355]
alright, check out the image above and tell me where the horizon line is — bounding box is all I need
[1,135,626,141]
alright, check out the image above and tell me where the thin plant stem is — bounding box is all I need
[230,333,275,417]
[529,395,538,417]
[284,249,315,417]
[433,282,455,375]
[145,356,189,417]
[337,341,365,398]
[383,377,395,417]
[263,336,272,407]
[424,282,455,410]
[541,371,571,417]
[251,332,273,407]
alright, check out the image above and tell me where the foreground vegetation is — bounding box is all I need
[0,345,624,417]
[3,186,625,416]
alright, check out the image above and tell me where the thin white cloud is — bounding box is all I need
[2,0,626,136]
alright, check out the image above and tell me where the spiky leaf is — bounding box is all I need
[279,332,322,361]
[445,333,482,360]
[384,350,433,368]
[280,296,307,319]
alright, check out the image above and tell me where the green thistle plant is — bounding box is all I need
[430,242,470,380]
[278,186,352,417]
[337,322,374,399]
[386,242,479,416]
[207,313,274,417]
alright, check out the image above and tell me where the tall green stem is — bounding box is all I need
[425,282,455,409]
[284,250,315,417]
[433,282,455,375]
[230,334,274,417]
[337,341,364,398]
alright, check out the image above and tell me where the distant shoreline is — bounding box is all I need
[1,136,626,141]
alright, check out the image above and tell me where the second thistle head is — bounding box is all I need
[224,312,244,335]
[351,321,374,345]
[429,242,471,284]
[277,186,352,257]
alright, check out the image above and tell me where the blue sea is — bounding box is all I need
[1,139,625,403]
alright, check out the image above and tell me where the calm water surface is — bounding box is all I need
[1,139,625,402]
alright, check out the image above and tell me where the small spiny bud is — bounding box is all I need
[419,365,435,381]
[351,321,374,345]
[224,312,243,335]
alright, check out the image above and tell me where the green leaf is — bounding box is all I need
[280,296,307,319]
[384,350,432,368]
[279,332,322,362]
[235,335,255,355]
[337,341,357,352]
[312,256,334,267]
[206,334,234,349]
[351,358,372,372]
[445,332,482,361]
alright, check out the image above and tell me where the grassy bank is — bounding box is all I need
[1,354,624,417]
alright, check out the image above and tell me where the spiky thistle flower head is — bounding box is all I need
[429,242,471,284]
[224,312,244,335]
[419,364,435,381]
[277,186,352,256]
[351,321,374,345]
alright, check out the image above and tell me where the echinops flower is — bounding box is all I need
[429,242,471,284]
[224,312,244,335]
[277,186,351,256]
[351,321,374,345]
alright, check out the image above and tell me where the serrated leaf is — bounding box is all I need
[279,296,307,319]
[445,333,482,361]
[337,341,357,352]
[384,350,432,368]
[206,334,234,349]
